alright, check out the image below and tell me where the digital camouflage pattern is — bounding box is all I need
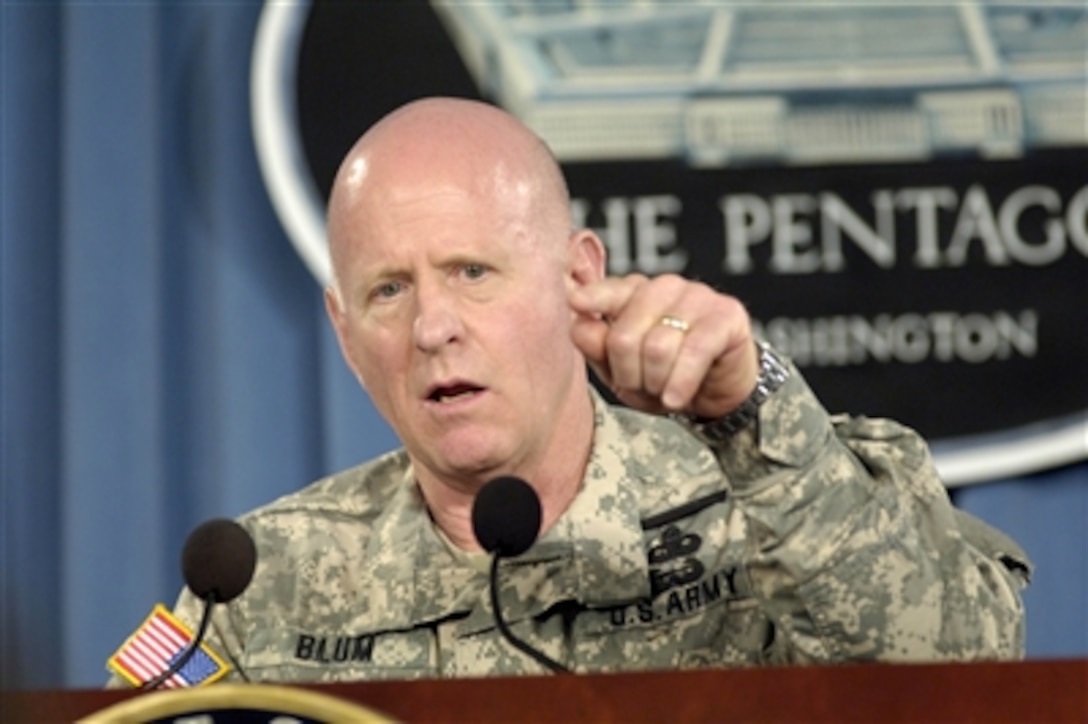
[110,356,1029,684]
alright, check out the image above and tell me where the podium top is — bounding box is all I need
[4,659,1087,723]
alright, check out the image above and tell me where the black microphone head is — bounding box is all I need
[181,518,257,604]
[471,476,542,557]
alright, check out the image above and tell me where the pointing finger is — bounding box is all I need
[567,275,646,321]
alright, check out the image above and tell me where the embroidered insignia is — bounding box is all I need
[106,604,229,688]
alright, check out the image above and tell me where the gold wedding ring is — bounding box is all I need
[658,315,690,333]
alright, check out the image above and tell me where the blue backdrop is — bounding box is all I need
[2,2,1085,689]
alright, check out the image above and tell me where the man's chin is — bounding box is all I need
[419,442,511,485]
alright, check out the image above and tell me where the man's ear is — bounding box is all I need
[324,284,345,336]
[324,285,368,391]
[567,229,607,287]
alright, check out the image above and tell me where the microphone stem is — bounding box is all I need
[141,594,215,690]
[488,555,570,674]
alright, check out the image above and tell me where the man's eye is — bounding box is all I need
[462,264,487,280]
[373,280,404,299]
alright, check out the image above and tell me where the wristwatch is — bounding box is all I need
[682,341,791,445]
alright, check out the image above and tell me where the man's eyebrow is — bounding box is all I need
[361,261,412,284]
[438,251,489,268]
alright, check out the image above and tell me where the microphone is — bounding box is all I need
[141,518,257,689]
[181,518,257,603]
[471,476,570,674]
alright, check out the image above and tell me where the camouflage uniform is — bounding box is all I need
[151,359,1030,683]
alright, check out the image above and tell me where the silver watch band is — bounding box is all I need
[684,341,791,445]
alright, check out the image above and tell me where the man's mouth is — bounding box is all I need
[428,383,484,404]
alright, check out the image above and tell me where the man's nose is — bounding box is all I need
[412,285,463,352]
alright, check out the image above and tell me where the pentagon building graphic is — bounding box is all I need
[431,1,1088,166]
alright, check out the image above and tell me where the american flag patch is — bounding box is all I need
[107,604,230,688]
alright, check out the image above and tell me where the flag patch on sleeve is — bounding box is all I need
[106,604,230,688]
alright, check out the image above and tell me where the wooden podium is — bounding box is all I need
[4,659,1087,722]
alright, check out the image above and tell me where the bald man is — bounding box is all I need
[119,97,1028,685]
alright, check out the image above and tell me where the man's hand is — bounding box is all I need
[568,274,758,419]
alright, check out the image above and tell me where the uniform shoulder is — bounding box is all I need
[601,400,724,511]
[239,448,410,529]
[609,403,716,465]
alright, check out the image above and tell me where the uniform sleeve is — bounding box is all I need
[704,359,1029,663]
[104,589,249,688]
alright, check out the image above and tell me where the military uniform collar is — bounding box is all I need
[358,389,654,632]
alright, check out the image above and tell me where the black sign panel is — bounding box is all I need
[564,155,1088,441]
[252,0,1088,483]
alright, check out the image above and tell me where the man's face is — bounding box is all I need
[327,161,588,488]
